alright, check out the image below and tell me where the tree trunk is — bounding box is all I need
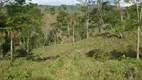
[86,5,89,39]
[98,23,102,33]
[73,25,75,45]
[68,26,70,38]
[98,19,103,33]
[54,35,57,44]
[86,18,89,38]
[10,37,13,60]
[121,13,126,38]
[119,2,126,38]
[137,26,140,59]
[51,28,56,44]
[136,1,140,60]
[27,36,29,53]
[42,39,46,53]
[97,0,103,34]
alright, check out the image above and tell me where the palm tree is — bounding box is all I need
[0,27,17,60]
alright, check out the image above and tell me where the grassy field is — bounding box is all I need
[0,30,142,80]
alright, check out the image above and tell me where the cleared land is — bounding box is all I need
[0,30,142,80]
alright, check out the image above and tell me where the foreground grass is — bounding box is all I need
[1,56,142,80]
[0,31,142,80]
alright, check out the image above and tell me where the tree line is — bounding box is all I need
[0,0,142,60]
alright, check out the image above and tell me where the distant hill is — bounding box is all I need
[38,4,98,13]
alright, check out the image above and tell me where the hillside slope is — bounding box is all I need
[0,30,142,80]
[33,30,142,59]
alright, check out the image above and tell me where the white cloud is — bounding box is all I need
[119,0,133,7]
[29,0,79,5]
[27,0,133,6]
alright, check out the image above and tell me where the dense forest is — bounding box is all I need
[0,0,142,79]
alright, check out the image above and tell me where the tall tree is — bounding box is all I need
[6,1,43,60]
[136,0,142,59]
[125,0,141,59]
[61,4,67,11]
[50,7,55,15]
[114,0,127,38]
[6,0,26,60]
[77,0,95,38]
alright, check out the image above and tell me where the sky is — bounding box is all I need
[29,0,80,5]
[28,0,133,6]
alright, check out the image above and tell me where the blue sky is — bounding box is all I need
[28,0,132,6]
[29,0,80,5]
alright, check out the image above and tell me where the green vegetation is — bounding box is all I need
[0,0,142,79]
[0,32,142,79]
